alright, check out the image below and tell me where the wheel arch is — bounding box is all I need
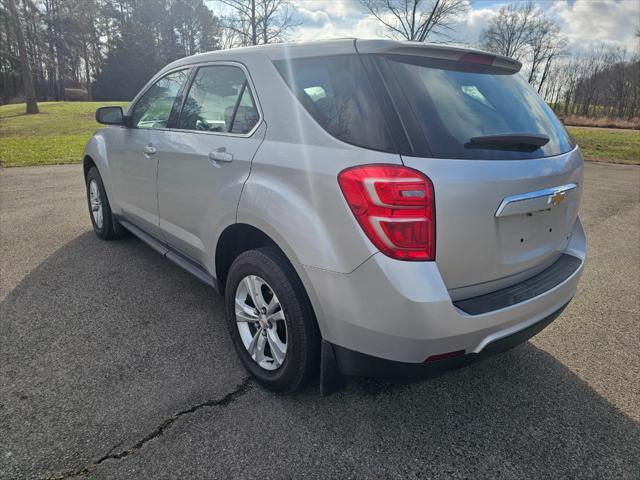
[216,223,290,293]
[83,155,96,178]
[82,133,118,214]
[214,222,327,337]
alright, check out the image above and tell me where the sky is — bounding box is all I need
[210,0,640,55]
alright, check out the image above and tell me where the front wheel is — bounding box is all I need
[225,247,319,393]
[85,166,124,240]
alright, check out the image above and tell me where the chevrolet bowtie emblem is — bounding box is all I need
[549,191,566,206]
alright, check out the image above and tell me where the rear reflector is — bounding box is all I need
[338,164,435,261]
[425,350,465,362]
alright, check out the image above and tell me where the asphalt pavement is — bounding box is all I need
[1,162,638,479]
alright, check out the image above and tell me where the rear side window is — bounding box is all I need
[382,55,575,160]
[274,55,396,152]
[178,65,259,134]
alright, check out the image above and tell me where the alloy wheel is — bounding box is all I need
[234,275,288,371]
[89,179,103,229]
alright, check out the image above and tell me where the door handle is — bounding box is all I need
[143,145,157,157]
[209,147,233,163]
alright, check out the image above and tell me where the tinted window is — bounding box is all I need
[383,55,574,160]
[178,65,259,134]
[131,69,189,129]
[230,85,259,134]
[274,55,396,152]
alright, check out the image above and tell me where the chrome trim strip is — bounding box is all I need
[495,183,578,217]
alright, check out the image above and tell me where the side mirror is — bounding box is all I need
[96,106,126,126]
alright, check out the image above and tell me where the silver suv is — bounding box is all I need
[84,39,586,393]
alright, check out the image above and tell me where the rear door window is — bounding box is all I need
[381,55,574,160]
[178,65,259,134]
[274,55,397,152]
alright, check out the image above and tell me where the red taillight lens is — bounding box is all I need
[338,164,435,261]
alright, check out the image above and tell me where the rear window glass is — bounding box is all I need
[274,55,396,152]
[383,55,574,160]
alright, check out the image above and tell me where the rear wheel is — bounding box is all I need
[85,166,124,240]
[225,247,319,393]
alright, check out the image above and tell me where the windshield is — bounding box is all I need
[382,55,575,160]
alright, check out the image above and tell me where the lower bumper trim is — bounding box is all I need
[331,302,568,380]
[454,254,581,315]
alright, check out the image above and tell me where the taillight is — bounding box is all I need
[338,164,435,261]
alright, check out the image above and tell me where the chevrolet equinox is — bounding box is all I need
[84,39,586,393]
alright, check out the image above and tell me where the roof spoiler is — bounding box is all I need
[355,40,522,73]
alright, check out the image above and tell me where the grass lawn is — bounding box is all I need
[0,101,127,167]
[1,102,638,167]
[567,127,639,165]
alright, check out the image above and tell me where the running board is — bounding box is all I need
[118,218,220,294]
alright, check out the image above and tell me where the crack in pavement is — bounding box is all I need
[43,377,252,479]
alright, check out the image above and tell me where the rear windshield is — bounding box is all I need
[273,55,397,152]
[382,55,575,160]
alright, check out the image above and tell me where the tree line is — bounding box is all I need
[0,0,298,105]
[541,45,639,121]
[478,1,639,121]
[2,0,638,121]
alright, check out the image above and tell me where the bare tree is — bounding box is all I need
[220,0,298,46]
[258,0,296,44]
[536,45,563,94]
[219,17,246,49]
[66,0,101,100]
[358,0,468,42]
[480,1,570,95]
[527,16,566,91]
[480,1,538,61]
[51,0,66,100]
[7,0,39,113]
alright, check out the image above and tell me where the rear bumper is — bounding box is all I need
[301,217,586,365]
[329,303,567,379]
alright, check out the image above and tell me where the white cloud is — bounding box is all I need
[296,7,332,26]
[291,0,362,19]
[450,5,501,47]
[548,0,639,53]
[293,14,384,42]
[291,0,395,42]
[289,0,504,46]
[268,0,640,54]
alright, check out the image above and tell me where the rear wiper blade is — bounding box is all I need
[464,133,550,152]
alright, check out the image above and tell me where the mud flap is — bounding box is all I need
[320,340,344,395]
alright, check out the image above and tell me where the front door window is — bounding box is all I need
[131,70,190,129]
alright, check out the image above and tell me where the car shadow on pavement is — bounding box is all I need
[1,232,639,479]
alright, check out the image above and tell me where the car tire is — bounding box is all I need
[225,247,320,393]
[85,166,125,240]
